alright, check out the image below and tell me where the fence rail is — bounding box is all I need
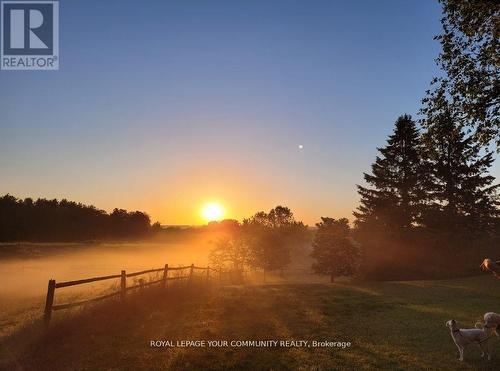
[44,263,220,326]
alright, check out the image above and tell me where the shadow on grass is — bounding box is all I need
[2,278,500,370]
[0,280,214,371]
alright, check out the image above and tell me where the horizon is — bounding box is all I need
[1,0,498,225]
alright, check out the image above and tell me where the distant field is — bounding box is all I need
[0,238,217,340]
[2,275,500,370]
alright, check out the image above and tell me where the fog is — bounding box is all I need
[0,238,214,298]
[0,236,218,338]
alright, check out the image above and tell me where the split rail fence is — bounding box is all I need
[44,263,221,325]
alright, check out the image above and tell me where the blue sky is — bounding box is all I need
[1,0,497,224]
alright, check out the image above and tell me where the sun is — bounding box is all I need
[201,202,225,222]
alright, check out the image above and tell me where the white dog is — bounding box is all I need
[481,312,500,336]
[446,319,492,361]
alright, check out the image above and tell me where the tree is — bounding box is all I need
[242,206,308,272]
[311,218,360,282]
[208,237,250,271]
[354,115,426,230]
[422,91,499,234]
[206,206,308,275]
[424,0,500,146]
[0,194,160,241]
[151,221,163,234]
[206,219,240,232]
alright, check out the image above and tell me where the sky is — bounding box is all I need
[1,0,498,225]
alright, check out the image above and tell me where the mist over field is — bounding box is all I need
[0,235,215,335]
[0,225,318,340]
[1,0,499,369]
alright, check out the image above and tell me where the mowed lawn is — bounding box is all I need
[2,275,500,370]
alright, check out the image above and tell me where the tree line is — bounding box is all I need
[0,195,161,241]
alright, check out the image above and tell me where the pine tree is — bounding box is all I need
[422,94,499,235]
[354,114,425,230]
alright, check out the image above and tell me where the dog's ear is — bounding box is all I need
[451,319,456,324]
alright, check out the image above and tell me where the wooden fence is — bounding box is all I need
[44,263,221,326]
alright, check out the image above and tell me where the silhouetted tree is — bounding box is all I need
[0,195,160,242]
[422,91,499,235]
[242,206,308,272]
[424,0,499,146]
[151,222,163,233]
[354,115,426,230]
[311,218,360,282]
[110,209,151,238]
[206,219,240,232]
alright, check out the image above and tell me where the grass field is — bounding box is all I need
[2,274,500,370]
[0,239,217,339]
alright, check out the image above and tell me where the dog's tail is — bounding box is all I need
[476,321,500,336]
[475,322,485,329]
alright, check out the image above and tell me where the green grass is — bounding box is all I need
[2,275,500,370]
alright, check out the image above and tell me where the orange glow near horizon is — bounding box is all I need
[25,161,360,226]
[201,202,225,223]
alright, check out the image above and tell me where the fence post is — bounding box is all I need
[189,264,194,283]
[163,264,169,289]
[44,279,56,326]
[206,266,210,281]
[139,278,144,292]
[219,267,222,283]
[120,270,126,301]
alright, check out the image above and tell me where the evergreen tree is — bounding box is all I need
[354,115,425,230]
[422,90,499,234]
